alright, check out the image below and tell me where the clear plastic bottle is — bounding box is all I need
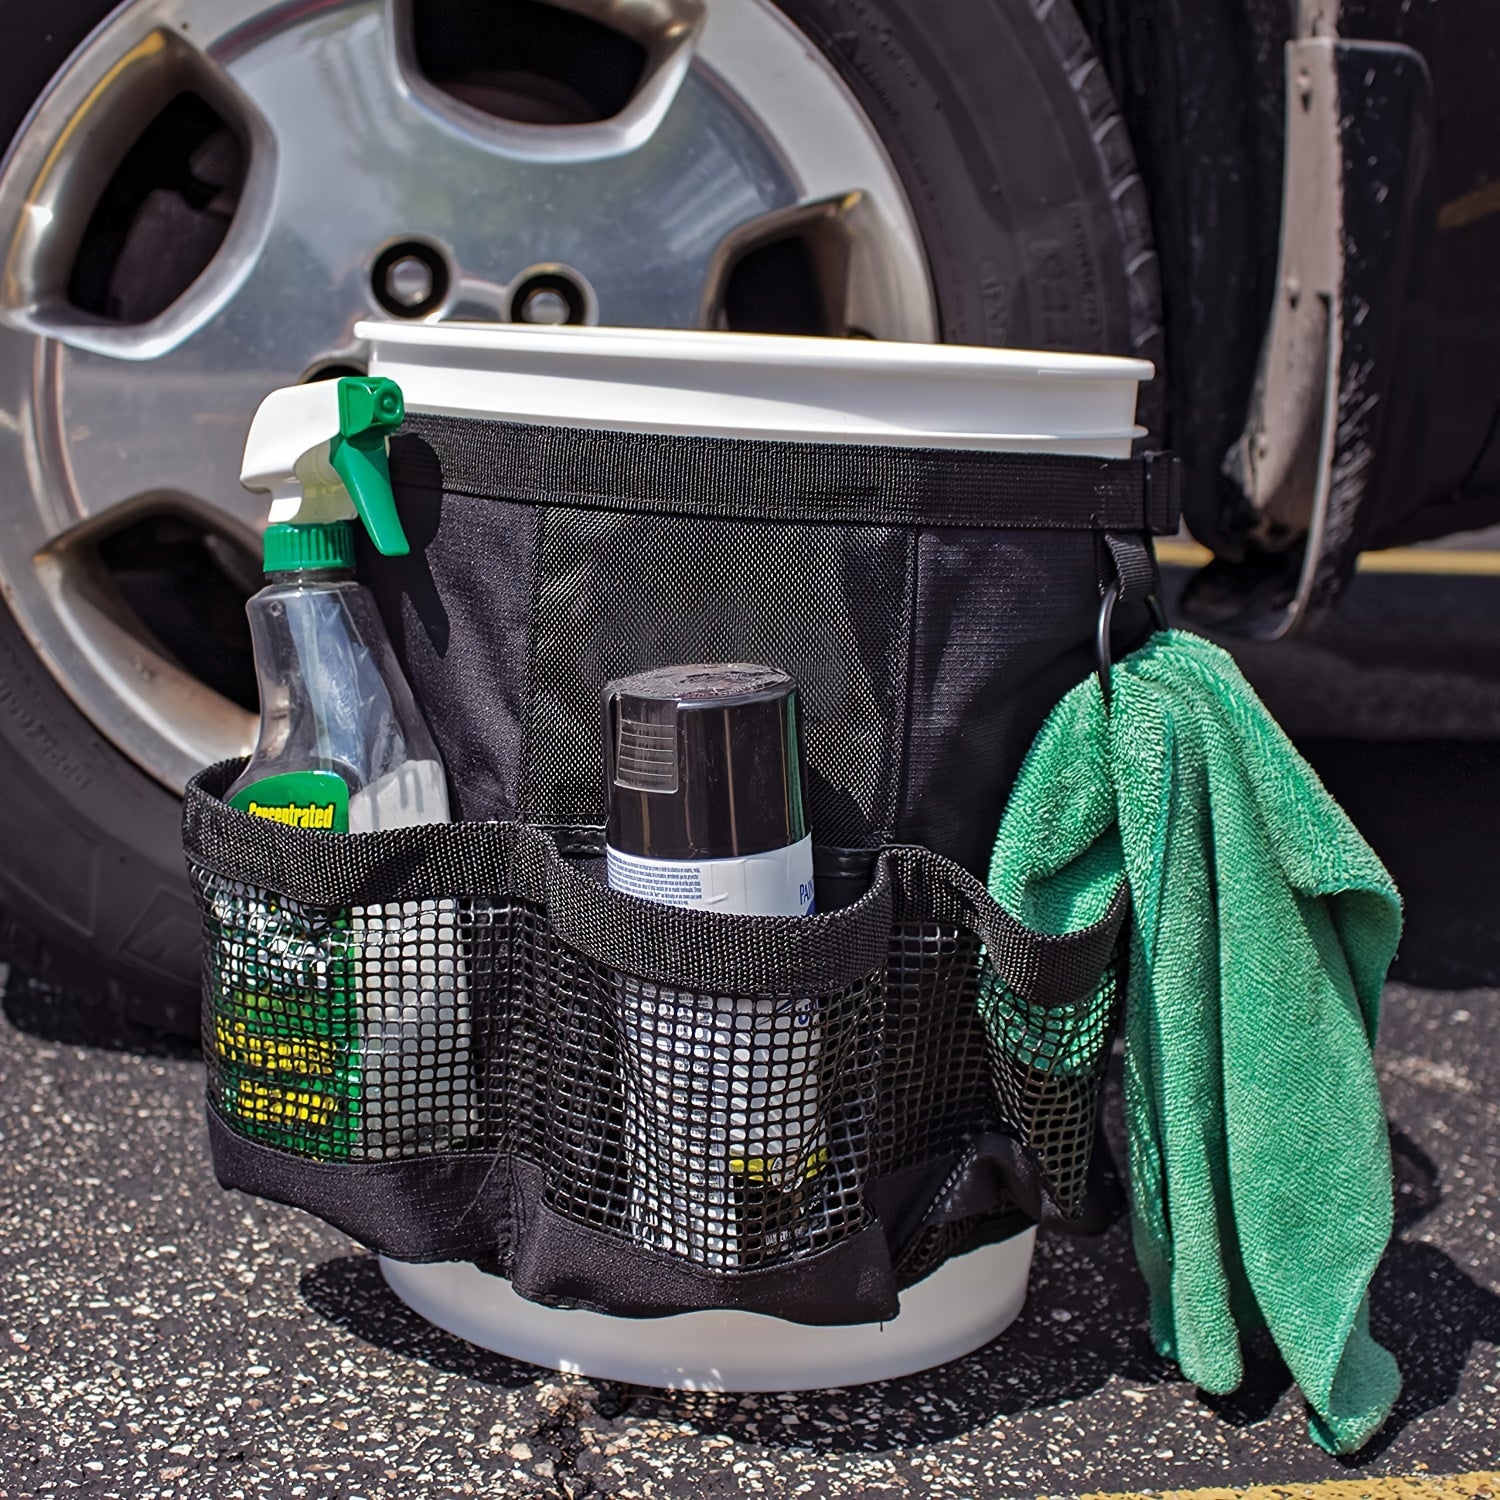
[226,538,448,829]
[223,522,469,1159]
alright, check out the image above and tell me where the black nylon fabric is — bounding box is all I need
[368,416,1175,869]
[524,508,912,843]
[1102,531,1161,604]
[187,765,1127,1325]
[391,415,1183,533]
[186,765,1123,1003]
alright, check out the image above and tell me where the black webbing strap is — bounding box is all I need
[391,414,1183,535]
[184,763,1126,1005]
[1100,530,1160,605]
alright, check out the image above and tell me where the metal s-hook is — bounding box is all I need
[1096,586,1168,710]
[1096,581,1120,710]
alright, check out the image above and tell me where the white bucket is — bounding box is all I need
[358,322,1149,1391]
[381,1231,1036,1391]
[359,320,1148,455]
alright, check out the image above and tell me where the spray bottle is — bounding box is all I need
[218,375,469,1159]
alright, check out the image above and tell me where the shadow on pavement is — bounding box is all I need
[1349,1130,1500,1461]
[609,1125,1500,1458]
[296,1126,1500,1460]
[298,1216,1180,1451]
[300,1254,540,1393]
[609,1220,1180,1454]
[1300,740,1500,990]
[1,963,199,1060]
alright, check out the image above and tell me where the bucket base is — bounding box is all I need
[379,1229,1035,1391]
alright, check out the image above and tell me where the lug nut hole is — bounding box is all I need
[302,360,367,383]
[372,241,450,318]
[510,270,589,325]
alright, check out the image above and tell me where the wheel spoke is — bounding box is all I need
[33,544,256,780]
[0,0,936,792]
[698,191,936,339]
[41,345,270,542]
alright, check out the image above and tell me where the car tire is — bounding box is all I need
[0,0,1161,1034]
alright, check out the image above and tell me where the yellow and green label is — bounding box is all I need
[218,770,358,1157]
[229,770,349,832]
[208,900,361,1160]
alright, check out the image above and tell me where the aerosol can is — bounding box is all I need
[219,375,469,1159]
[603,663,823,1265]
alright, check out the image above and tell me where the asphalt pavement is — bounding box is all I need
[0,567,1497,1498]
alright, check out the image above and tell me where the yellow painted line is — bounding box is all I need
[1070,1473,1499,1500]
[1155,539,1500,577]
[1440,178,1500,231]
[1154,540,1221,568]
[1356,549,1500,576]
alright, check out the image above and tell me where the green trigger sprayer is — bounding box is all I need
[241,374,410,556]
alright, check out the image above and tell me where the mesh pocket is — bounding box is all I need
[198,875,488,1162]
[187,766,1126,1318]
[603,973,878,1268]
[980,953,1124,1216]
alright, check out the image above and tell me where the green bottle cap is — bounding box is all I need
[263,520,355,574]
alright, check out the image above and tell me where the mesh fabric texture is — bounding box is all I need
[189,762,1126,1323]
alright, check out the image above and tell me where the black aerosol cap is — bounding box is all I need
[604,664,810,862]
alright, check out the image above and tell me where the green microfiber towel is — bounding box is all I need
[988,629,1403,1454]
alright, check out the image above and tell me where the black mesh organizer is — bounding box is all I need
[188,415,1177,1326]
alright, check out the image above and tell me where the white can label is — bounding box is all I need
[604,835,815,917]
